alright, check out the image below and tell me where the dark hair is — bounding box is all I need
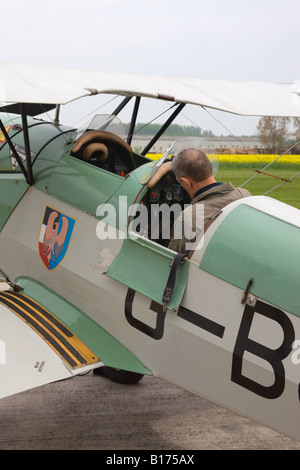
[171,148,212,182]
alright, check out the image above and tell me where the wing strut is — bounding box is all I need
[141,103,185,155]
[0,120,28,177]
[20,104,34,185]
[0,104,34,185]
[127,96,140,146]
[112,96,132,116]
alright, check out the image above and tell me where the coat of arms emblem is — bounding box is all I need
[38,206,76,270]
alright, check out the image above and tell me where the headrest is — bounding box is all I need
[72,130,132,155]
[82,142,109,162]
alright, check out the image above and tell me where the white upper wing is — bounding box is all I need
[0,62,299,116]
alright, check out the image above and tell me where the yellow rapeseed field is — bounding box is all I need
[146,153,300,208]
[218,154,300,165]
[146,153,300,166]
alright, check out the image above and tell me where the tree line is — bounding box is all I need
[129,118,300,153]
[256,117,300,153]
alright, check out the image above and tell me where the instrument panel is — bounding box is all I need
[146,171,189,206]
[140,170,190,247]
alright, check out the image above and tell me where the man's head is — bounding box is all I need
[171,148,215,198]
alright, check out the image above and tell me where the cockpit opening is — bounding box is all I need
[71,130,135,177]
[135,162,190,247]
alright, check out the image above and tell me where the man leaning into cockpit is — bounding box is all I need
[168,148,251,253]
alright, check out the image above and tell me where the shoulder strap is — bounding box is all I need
[162,251,187,311]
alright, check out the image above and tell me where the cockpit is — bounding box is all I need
[71,129,136,177]
[70,124,191,247]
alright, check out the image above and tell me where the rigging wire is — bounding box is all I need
[71,95,119,126]
[182,105,300,201]
[131,102,179,137]
[263,171,300,195]
[0,105,19,127]
[158,103,256,168]
[167,103,267,169]
[1,97,299,199]
[240,139,300,187]
[195,106,300,198]
[200,106,268,168]
[201,106,249,150]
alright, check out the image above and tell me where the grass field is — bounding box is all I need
[216,168,300,209]
[147,153,300,209]
[217,154,300,209]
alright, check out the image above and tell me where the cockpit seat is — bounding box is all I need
[71,130,133,175]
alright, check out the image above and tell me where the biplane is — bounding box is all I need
[0,63,299,441]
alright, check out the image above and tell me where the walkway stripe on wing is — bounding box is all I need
[0,290,99,369]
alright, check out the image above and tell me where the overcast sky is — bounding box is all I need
[2,0,300,135]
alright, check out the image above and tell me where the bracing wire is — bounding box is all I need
[240,139,300,188]
[192,105,300,197]
[201,106,249,150]
[169,104,267,169]
[201,106,268,168]
[71,95,119,126]
[131,103,179,136]
[263,171,300,195]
